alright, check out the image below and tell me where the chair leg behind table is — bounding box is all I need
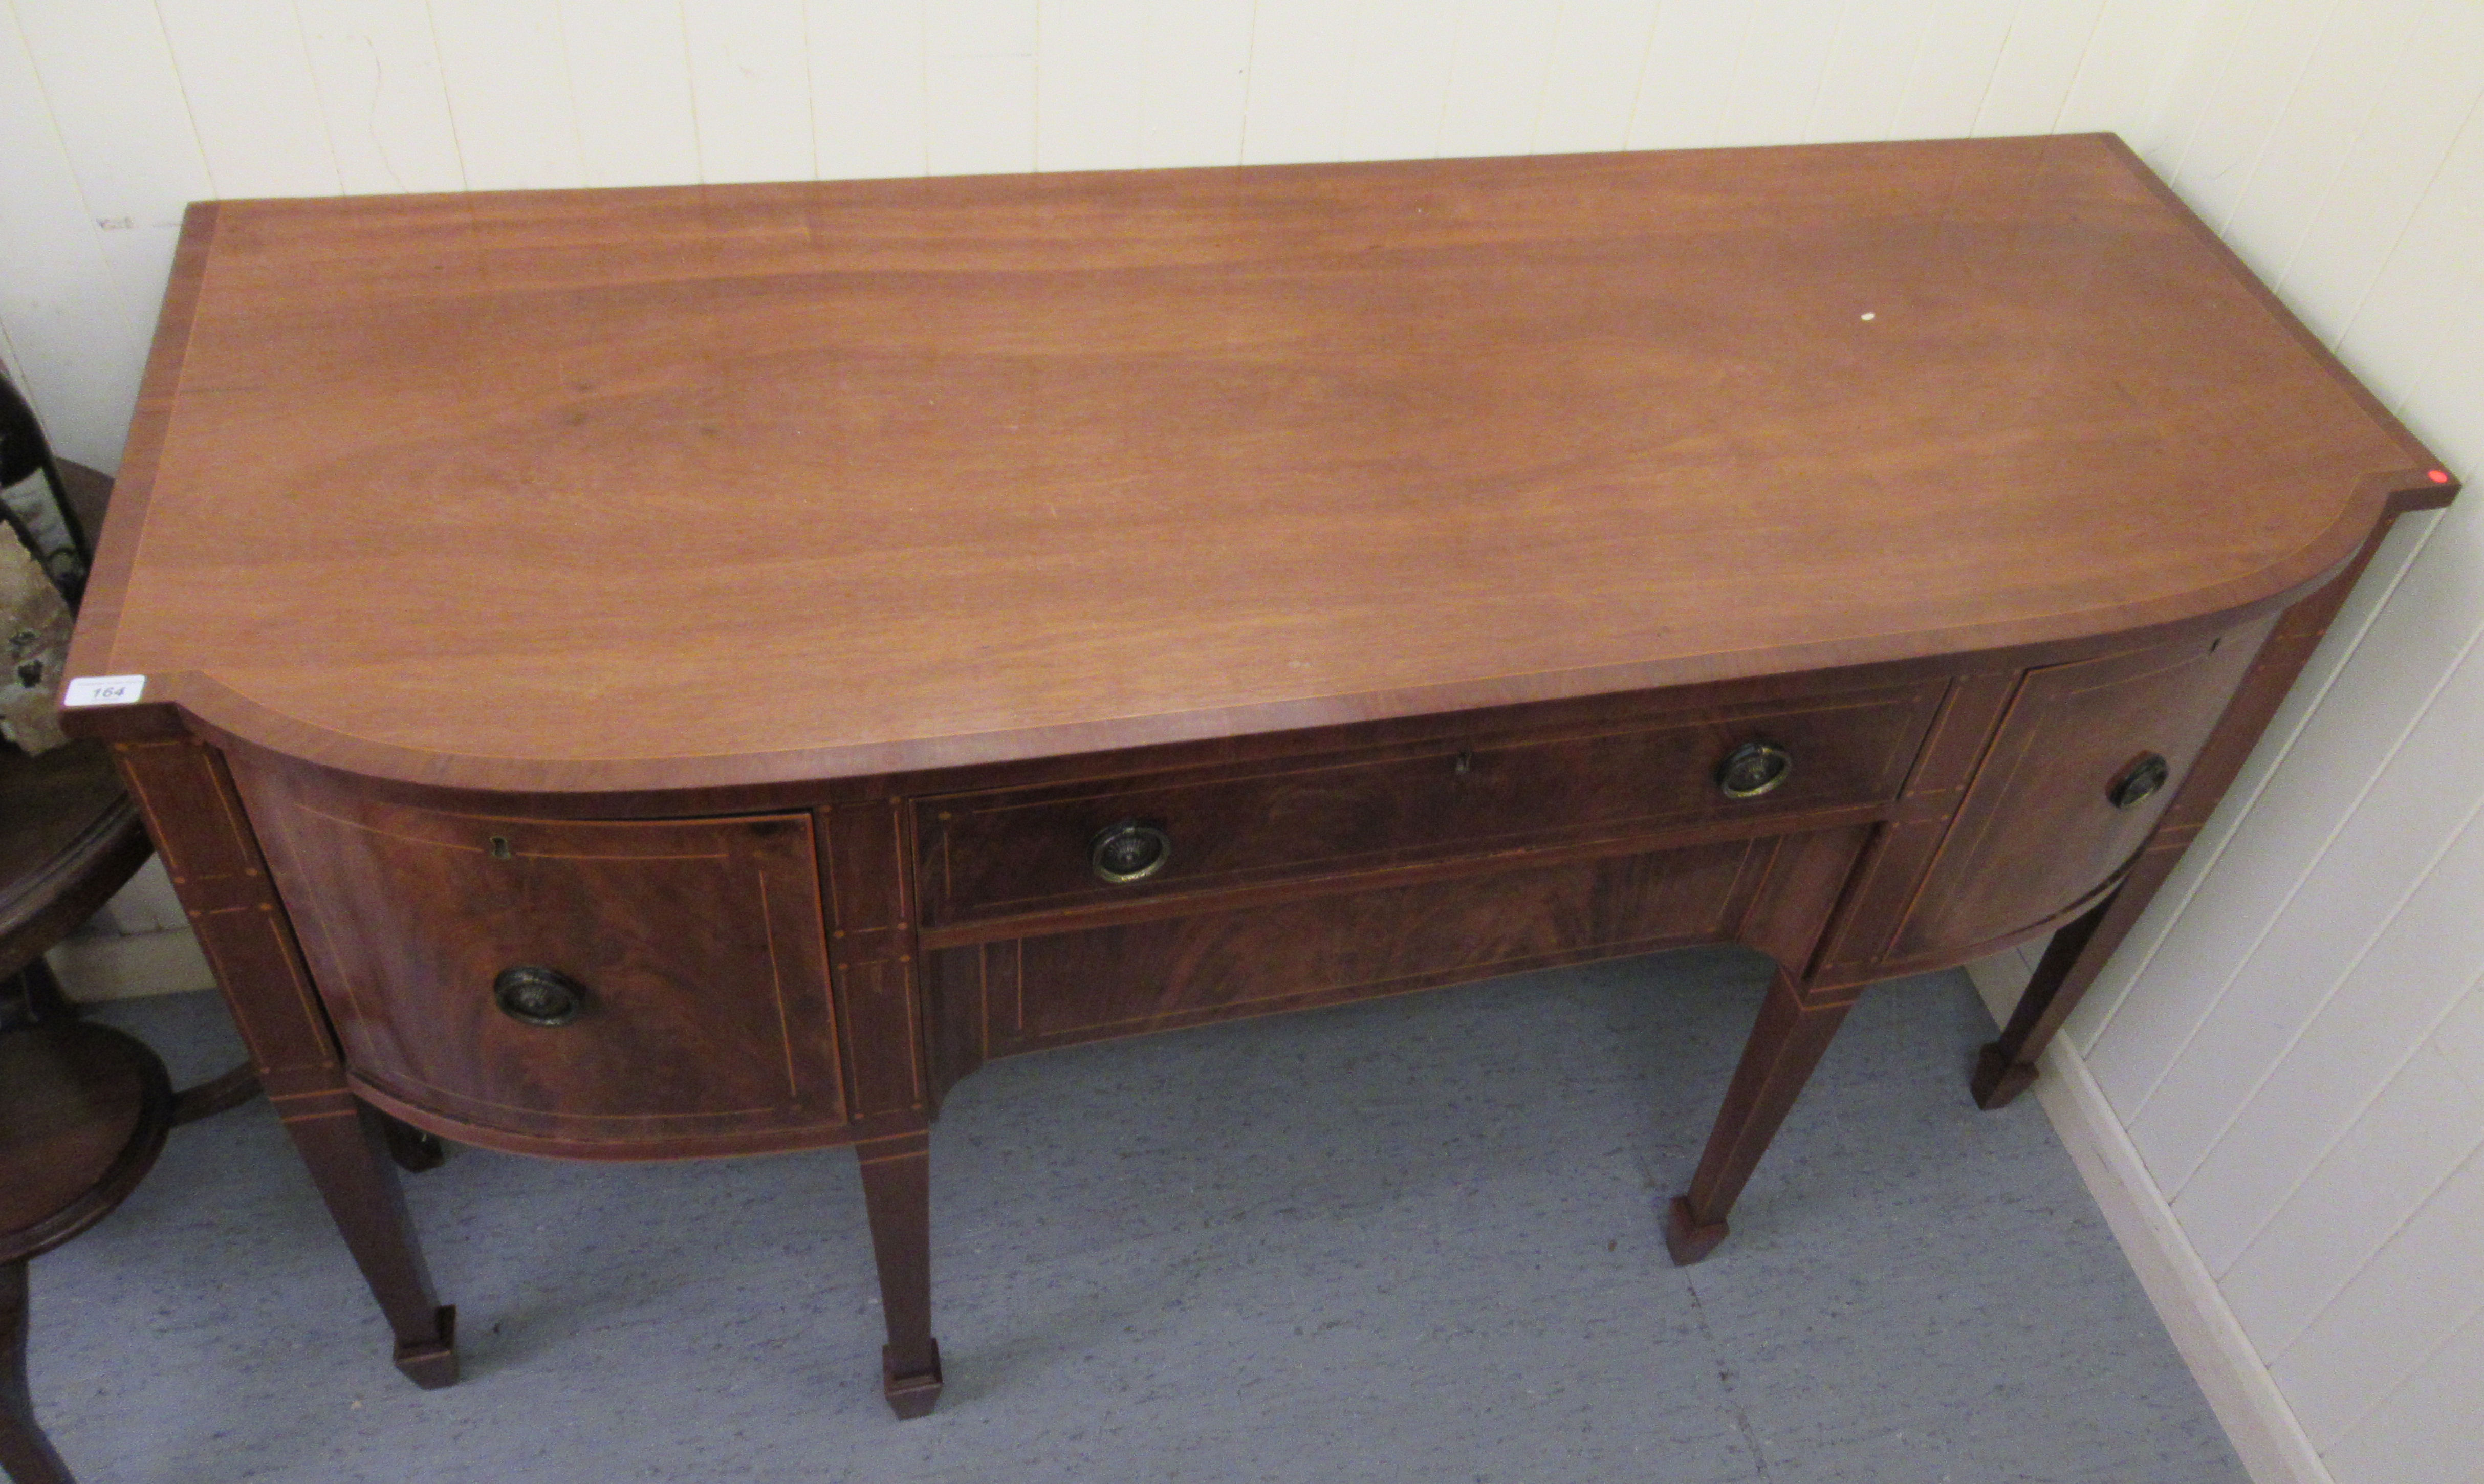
[1,1260,72,1484]
[856,1130,944,1418]
[274,1092,459,1388]
[1667,968,1859,1265]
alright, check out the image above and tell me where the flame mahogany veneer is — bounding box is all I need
[63,135,2455,1417]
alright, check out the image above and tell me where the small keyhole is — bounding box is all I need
[489,836,512,860]
[1453,750,1474,777]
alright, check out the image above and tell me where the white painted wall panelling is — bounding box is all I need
[0,5,146,466]
[2174,557,2484,1296]
[2275,5,2484,362]
[1973,0,2110,138]
[1337,0,1459,164]
[1885,0,2018,140]
[1803,1,1934,143]
[686,0,814,184]
[1036,0,1144,171]
[1035,0,1254,172]
[1234,0,1348,165]
[5,0,208,466]
[430,0,585,191]
[1436,0,1561,161]
[2126,593,2484,1192]
[157,0,342,199]
[809,1,929,180]
[1627,5,1755,150]
[1531,2,1661,155]
[1711,0,1842,150]
[2063,2,2484,1479]
[1138,0,1252,169]
[2054,0,2204,136]
[2325,1292,2484,1484]
[566,0,701,189]
[294,0,468,197]
[925,0,1037,175]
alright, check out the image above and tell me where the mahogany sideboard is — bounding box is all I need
[60,135,2454,1417]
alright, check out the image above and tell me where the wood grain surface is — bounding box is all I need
[980,834,1771,1055]
[63,135,2444,792]
[917,679,1940,924]
[231,757,846,1149]
[1886,615,2274,967]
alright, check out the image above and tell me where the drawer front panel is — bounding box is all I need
[935,834,1784,1058]
[1885,618,2274,968]
[920,683,1943,925]
[234,767,844,1146]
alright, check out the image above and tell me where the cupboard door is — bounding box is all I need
[1886,619,2272,968]
[234,763,844,1153]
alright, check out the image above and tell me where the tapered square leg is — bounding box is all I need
[882,1339,945,1420]
[1664,1197,1729,1266]
[1670,969,1857,1264]
[857,1131,943,1418]
[392,1304,460,1389]
[1973,894,2112,1110]
[276,1093,458,1387]
[1971,1043,2039,1110]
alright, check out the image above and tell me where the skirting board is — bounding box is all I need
[1964,953,2335,1484]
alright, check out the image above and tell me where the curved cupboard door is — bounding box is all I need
[1885,618,2273,970]
[231,760,846,1156]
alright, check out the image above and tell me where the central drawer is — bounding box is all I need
[917,681,1945,926]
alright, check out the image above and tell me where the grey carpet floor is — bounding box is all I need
[30,948,2245,1483]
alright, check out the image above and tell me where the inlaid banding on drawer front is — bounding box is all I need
[957,835,1779,1057]
[226,758,849,1148]
[917,683,1945,925]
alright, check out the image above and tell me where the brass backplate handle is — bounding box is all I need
[1090,820,1173,884]
[493,966,587,1027]
[1716,740,1793,801]
[2109,753,2171,810]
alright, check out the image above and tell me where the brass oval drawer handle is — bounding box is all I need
[1090,820,1172,884]
[2109,753,2170,810]
[493,966,587,1027]
[1716,740,1793,801]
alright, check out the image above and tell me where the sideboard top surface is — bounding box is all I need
[70,134,2446,792]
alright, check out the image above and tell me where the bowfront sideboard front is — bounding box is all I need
[62,135,2454,1417]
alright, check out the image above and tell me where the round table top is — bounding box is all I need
[0,738,142,976]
